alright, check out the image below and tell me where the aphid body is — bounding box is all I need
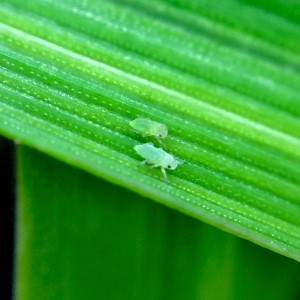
[134,143,181,181]
[129,118,168,139]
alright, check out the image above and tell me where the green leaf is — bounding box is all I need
[15,146,300,300]
[1,0,300,260]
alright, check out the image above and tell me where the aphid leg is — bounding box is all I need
[149,164,160,169]
[161,167,168,182]
[138,160,148,166]
[131,129,149,138]
[131,129,140,134]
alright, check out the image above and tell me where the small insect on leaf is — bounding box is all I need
[134,143,182,182]
[129,118,168,141]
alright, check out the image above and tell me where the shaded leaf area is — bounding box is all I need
[0,0,300,260]
[0,137,15,300]
[15,146,300,300]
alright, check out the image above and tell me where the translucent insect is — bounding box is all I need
[134,143,182,181]
[129,118,168,144]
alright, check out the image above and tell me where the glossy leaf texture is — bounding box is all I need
[1,0,300,260]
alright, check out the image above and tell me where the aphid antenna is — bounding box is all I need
[178,158,186,165]
[155,137,167,149]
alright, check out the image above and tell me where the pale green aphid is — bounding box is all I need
[129,118,168,142]
[134,143,182,181]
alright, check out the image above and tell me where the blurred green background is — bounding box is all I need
[1,141,296,299]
